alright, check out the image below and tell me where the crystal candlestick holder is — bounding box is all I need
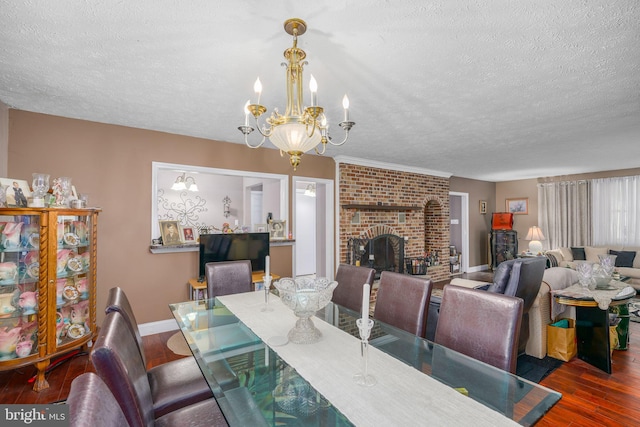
[261,275,273,312]
[353,318,376,386]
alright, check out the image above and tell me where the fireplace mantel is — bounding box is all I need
[342,204,420,211]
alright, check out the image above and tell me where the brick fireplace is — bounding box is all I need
[339,162,450,283]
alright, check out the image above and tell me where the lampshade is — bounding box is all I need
[525,226,545,254]
[525,226,545,241]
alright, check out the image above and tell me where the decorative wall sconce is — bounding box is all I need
[171,173,199,191]
[223,196,231,218]
[304,183,316,197]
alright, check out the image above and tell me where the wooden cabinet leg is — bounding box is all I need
[32,359,50,391]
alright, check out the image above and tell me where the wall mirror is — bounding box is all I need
[151,162,288,244]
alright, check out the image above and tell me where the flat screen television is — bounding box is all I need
[198,232,270,278]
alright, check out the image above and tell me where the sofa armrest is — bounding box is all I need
[531,281,551,309]
[449,278,491,290]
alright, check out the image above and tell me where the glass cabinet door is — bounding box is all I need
[0,214,41,361]
[55,214,92,348]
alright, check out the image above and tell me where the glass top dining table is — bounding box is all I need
[169,293,560,426]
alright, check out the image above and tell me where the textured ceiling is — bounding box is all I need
[1,1,639,181]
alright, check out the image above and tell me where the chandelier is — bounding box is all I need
[238,18,355,170]
[171,173,198,191]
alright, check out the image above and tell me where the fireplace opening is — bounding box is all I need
[349,234,404,278]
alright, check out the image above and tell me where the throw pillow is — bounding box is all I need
[570,247,586,261]
[545,253,559,268]
[609,250,636,268]
[584,246,609,263]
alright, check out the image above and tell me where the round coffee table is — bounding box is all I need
[554,283,635,373]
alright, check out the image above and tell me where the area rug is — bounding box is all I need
[166,331,191,356]
[630,301,640,323]
[516,354,563,383]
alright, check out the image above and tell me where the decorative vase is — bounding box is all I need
[598,254,617,277]
[575,262,593,288]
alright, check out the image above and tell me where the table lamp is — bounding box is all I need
[525,226,545,254]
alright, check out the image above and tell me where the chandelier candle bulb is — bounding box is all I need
[343,95,349,121]
[362,283,370,322]
[244,101,250,126]
[254,78,262,105]
[309,75,317,107]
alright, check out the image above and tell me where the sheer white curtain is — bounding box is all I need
[591,176,640,246]
[538,180,591,250]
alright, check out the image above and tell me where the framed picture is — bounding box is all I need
[241,225,251,233]
[269,220,286,240]
[0,178,31,207]
[479,200,487,215]
[182,226,196,242]
[506,198,528,215]
[254,223,268,233]
[159,220,183,245]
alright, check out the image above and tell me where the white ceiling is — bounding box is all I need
[1,1,639,181]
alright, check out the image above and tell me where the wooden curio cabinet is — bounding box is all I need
[489,229,518,270]
[0,207,99,391]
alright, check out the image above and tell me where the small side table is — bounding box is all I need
[188,272,282,302]
[554,284,635,374]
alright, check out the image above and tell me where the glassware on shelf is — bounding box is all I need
[353,318,376,386]
[52,177,72,208]
[274,277,338,344]
[31,173,50,207]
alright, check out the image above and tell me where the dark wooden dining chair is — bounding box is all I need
[69,372,130,427]
[105,287,217,417]
[373,271,432,338]
[434,285,523,373]
[91,310,228,427]
[205,260,253,299]
[333,264,375,312]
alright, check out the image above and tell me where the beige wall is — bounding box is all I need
[8,110,335,324]
[495,178,539,252]
[450,177,496,267]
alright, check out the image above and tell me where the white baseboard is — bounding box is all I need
[138,319,178,337]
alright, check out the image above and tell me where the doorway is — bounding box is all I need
[449,192,469,274]
[292,177,334,278]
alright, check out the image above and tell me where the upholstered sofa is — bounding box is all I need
[449,266,578,359]
[546,246,640,291]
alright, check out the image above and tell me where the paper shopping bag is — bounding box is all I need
[547,318,577,362]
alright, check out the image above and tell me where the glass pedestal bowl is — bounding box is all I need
[274,277,338,344]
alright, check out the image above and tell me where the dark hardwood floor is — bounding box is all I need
[1,273,639,426]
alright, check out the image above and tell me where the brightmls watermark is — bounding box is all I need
[1,405,68,426]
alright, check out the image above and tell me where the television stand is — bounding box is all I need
[188,272,281,302]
